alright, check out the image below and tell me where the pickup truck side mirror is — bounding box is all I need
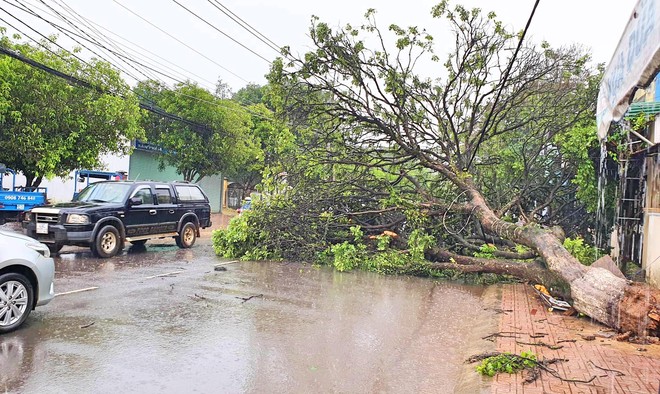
[129,197,143,206]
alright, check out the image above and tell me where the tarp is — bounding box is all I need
[596,0,660,140]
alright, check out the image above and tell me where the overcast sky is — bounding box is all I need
[0,0,638,92]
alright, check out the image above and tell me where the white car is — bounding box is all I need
[0,230,54,334]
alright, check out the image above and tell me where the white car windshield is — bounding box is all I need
[76,183,132,203]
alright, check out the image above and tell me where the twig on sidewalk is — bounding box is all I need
[482,331,521,341]
[589,361,625,376]
[516,340,563,350]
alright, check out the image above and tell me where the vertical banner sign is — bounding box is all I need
[597,0,660,140]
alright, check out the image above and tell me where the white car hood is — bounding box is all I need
[0,229,41,244]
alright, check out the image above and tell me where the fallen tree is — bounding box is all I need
[258,2,660,335]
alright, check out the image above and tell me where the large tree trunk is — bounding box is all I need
[463,181,660,336]
[425,247,567,290]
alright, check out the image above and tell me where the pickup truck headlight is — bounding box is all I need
[66,213,90,224]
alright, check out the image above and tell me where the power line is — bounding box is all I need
[13,0,217,90]
[207,0,281,55]
[0,43,214,133]
[0,5,93,71]
[13,0,177,83]
[8,0,145,83]
[1,1,276,122]
[466,0,541,169]
[171,0,271,64]
[55,0,217,89]
[112,0,250,84]
[48,0,163,83]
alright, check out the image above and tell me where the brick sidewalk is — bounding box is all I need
[491,284,660,394]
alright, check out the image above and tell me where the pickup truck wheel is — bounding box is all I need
[176,222,196,248]
[0,273,34,334]
[47,243,63,254]
[93,225,122,258]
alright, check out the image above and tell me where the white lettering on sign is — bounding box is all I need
[597,0,660,139]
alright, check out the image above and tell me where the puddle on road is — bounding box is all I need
[3,260,496,393]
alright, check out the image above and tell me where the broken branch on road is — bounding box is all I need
[236,294,263,303]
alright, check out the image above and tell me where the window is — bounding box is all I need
[175,185,206,201]
[76,182,131,203]
[156,187,173,204]
[132,187,154,204]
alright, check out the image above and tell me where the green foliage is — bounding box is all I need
[474,243,497,258]
[476,352,537,377]
[553,123,600,213]
[212,212,258,259]
[563,237,603,265]
[329,241,365,272]
[408,229,435,260]
[136,80,259,182]
[0,31,143,186]
[213,1,605,288]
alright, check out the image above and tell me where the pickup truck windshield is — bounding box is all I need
[76,183,132,203]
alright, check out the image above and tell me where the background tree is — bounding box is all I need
[232,83,266,107]
[137,80,259,183]
[224,84,293,195]
[214,78,233,99]
[215,3,660,335]
[0,30,143,186]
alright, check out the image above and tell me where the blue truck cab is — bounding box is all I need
[0,164,47,224]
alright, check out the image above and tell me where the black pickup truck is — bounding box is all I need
[23,181,212,258]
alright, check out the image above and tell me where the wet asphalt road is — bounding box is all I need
[0,234,497,393]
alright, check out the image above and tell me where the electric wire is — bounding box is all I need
[0,17,274,124]
[1,0,276,122]
[2,45,217,133]
[9,0,145,83]
[206,0,281,55]
[21,0,174,83]
[171,0,271,64]
[55,0,216,89]
[47,0,163,83]
[112,0,250,84]
[0,6,91,69]
[13,0,216,90]
[466,0,541,169]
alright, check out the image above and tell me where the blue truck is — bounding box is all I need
[0,164,47,224]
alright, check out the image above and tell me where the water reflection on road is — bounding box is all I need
[1,242,495,393]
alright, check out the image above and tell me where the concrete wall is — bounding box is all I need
[128,150,223,213]
[644,213,660,286]
[644,156,660,286]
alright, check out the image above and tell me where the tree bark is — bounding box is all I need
[462,180,660,336]
[426,247,567,290]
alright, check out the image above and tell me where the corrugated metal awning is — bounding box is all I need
[624,101,660,119]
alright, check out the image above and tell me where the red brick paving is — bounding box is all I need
[490,284,660,394]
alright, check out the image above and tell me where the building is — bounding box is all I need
[2,140,224,213]
[597,0,660,284]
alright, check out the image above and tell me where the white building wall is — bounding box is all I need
[1,153,129,203]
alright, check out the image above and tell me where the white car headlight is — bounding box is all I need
[66,213,90,224]
[26,242,50,258]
